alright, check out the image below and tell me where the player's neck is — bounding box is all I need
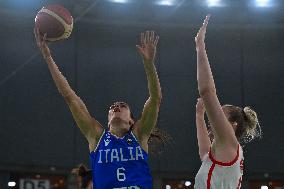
[109,125,129,138]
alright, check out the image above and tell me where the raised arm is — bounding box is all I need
[133,31,162,151]
[196,98,211,160]
[34,28,103,151]
[195,15,238,148]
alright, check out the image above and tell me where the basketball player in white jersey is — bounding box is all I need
[194,15,261,189]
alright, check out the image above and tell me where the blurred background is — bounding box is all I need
[1,0,284,188]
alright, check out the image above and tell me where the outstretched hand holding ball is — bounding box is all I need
[35,4,73,42]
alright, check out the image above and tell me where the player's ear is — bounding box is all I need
[232,122,238,130]
[129,119,134,126]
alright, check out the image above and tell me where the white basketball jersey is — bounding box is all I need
[194,145,244,189]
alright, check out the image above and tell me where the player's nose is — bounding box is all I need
[114,106,120,112]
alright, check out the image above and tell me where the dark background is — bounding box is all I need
[1,0,284,184]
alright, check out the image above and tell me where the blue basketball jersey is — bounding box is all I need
[90,129,153,189]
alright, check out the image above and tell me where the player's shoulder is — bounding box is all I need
[131,121,142,139]
[88,128,107,152]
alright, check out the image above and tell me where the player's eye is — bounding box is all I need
[120,104,127,108]
[118,102,127,108]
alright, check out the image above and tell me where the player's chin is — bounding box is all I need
[110,117,127,124]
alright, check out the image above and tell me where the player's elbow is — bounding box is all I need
[62,93,73,103]
[59,89,75,101]
[154,92,162,105]
[150,89,162,104]
[199,87,216,98]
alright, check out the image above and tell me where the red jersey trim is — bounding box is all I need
[237,176,242,189]
[209,145,240,166]
[207,163,216,189]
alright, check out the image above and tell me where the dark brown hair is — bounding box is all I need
[147,127,172,154]
[112,101,171,154]
[224,105,262,144]
[72,164,92,189]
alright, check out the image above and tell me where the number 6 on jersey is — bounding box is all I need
[117,167,126,181]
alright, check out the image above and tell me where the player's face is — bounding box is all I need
[108,102,133,126]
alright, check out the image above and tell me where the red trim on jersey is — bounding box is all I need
[209,145,240,166]
[207,163,216,189]
[237,176,242,189]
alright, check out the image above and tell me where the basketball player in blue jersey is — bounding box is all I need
[35,29,161,189]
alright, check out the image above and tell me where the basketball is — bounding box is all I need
[35,5,73,42]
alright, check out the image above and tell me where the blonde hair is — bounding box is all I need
[225,105,262,144]
[242,107,262,142]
